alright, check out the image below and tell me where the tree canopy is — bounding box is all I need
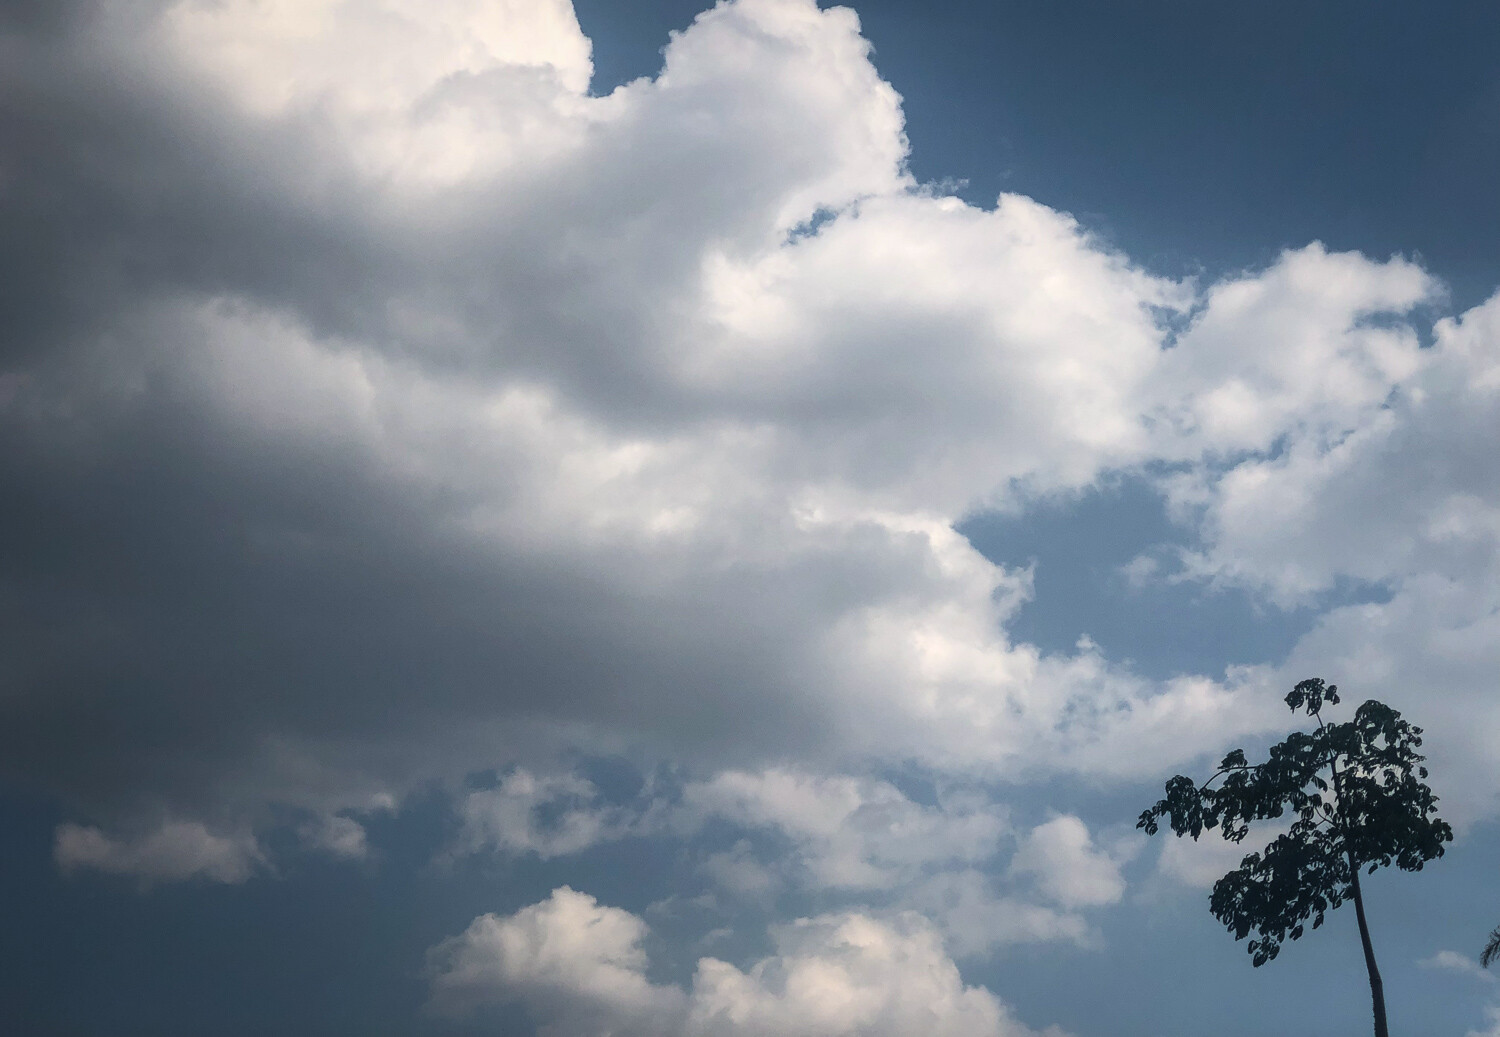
[1138,678,1451,1037]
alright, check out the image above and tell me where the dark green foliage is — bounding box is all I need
[1138,678,1452,967]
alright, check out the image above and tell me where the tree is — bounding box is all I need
[1483,927,1500,969]
[1138,678,1452,1037]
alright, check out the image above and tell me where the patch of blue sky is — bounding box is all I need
[958,474,1394,680]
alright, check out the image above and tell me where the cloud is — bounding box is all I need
[54,820,263,884]
[452,769,637,860]
[1160,286,1500,823]
[428,887,1065,1037]
[1,0,1081,828]
[300,813,370,860]
[907,869,1094,957]
[685,910,1063,1037]
[166,0,596,112]
[700,839,786,901]
[1154,824,1279,890]
[0,0,1493,901]
[1420,950,1496,983]
[679,769,1008,891]
[1151,243,1437,462]
[427,886,686,1033]
[437,764,1112,958]
[1164,282,1490,605]
[1010,815,1126,909]
[1472,1007,1500,1037]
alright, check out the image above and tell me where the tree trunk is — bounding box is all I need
[1348,855,1389,1037]
[1329,743,1389,1037]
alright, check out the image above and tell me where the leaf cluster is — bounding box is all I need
[1138,679,1452,966]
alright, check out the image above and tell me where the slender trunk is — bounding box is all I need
[1348,854,1389,1037]
[1327,737,1388,1037]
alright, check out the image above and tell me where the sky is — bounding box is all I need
[2,2,1500,1035]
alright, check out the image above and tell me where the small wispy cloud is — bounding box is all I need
[1419,950,1497,983]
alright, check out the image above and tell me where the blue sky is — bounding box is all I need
[3,2,1500,1035]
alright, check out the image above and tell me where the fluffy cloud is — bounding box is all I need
[428,887,1063,1037]
[428,886,686,1032]
[0,0,1216,835]
[1165,284,1490,604]
[1162,287,1500,824]
[679,769,1008,890]
[685,911,1062,1037]
[1151,244,1437,461]
[1,0,1495,904]
[442,765,1116,957]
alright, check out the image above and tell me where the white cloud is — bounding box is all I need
[679,769,1007,891]
[1151,243,1436,461]
[428,887,1066,1037]
[1420,950,1496,983]
[1159,286,1500,824]
[54,820,263,884]
[4,0,1495,903]
[159,0,596,183]
[167,0,595,109]
[685,911,1062,1037]
[10,10,1500,1037]
[1011,815,1126,909]
[675,772,1119,956]
[3,0,1245,828]
[440,764,1108,957]
[427,886,686,1033]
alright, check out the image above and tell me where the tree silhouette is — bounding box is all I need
[1138,678,1452,1037]
[1482,927,1500,969]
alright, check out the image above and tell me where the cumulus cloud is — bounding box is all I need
[685,910,1062,1037]
[1160,287,1500,824]
[1164,279,1488,605]
[437,765,1113,958]
[427,887,686,1032]
[0,0,1254,837]
[428,887,1064,1037]
[1,0,1495,912]
[1151,243,1437,462]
